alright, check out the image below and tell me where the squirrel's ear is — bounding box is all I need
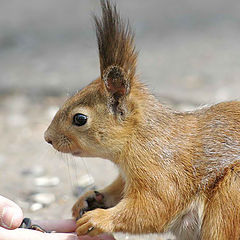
[94,0,137,104]
[103,65,130,99]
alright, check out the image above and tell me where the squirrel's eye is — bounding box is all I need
[73,113,88,126]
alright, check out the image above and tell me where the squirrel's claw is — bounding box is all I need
[76,208,111,236]
[72,191,106,220]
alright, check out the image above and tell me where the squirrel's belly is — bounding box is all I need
[168,199,203,240]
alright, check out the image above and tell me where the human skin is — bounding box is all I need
[0,195,115,240]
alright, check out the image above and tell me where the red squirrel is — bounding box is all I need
[44,1,240,239]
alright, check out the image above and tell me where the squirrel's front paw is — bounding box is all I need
[76,208,113,236]
[72,190,106,220]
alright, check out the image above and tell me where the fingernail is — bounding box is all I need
[0,207,17,229]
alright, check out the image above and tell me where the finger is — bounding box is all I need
[0,227,78,240]
[32,219,76,233]
[0,196,23,229]
[98,234,116,240]
[79,234,115,240]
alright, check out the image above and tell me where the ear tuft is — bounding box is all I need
[94,0,137,115]
[103,65,130,98]
[94,0,137,95]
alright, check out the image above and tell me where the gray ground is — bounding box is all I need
[0,0,240,239]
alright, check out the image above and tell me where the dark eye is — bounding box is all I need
[73,113,88,126]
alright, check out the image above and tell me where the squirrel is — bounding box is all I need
[44,1,240,239]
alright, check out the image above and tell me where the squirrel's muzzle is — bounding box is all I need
[44,129,53,145]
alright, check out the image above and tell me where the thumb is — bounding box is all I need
[0,195,23,229]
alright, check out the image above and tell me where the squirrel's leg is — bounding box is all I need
[201,167,240,240]
[99,174,125,207]
[72,174,124,219]
[76,191,181,236]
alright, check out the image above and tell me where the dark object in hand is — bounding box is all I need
[19,218,54,233]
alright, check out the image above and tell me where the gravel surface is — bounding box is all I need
[0,0,240,239]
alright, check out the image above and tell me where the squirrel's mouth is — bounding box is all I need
[72,151,82,156]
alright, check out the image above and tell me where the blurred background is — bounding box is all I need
[0,0,240,239]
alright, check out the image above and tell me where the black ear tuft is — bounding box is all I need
[94,0,137,115]
[94,0,137,94]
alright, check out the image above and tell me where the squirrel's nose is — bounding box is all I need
[44,131,53,145]
[46,139,53,145]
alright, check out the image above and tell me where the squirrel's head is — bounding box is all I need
[44,0,142,160]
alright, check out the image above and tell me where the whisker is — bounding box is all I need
[73,156,79,186]
[51,141,96,196]
[67,147,79,187]
[62,153,75,194]
[81,157,96,187]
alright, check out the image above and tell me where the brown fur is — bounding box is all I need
[94,0,137,83]
[44,1,240,239]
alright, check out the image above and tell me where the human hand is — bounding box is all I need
[0,195,23,229]
[0,195,115,240]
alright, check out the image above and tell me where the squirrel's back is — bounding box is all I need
[193,101,240,187]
